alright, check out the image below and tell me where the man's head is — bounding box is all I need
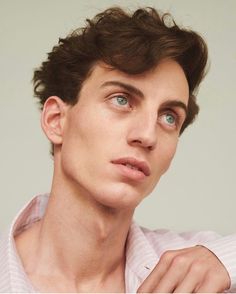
[33,7,208,209]
[33,7,208,135]
[40,59,189,209]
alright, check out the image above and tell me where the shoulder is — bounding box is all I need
[136,223,221,252]
[0,227,12,291]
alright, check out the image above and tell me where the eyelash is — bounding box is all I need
[109,94,132,110]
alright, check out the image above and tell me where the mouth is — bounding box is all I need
[111,157,151,180]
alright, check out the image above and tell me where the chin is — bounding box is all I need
[94,182,145,210]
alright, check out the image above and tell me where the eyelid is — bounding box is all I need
[161,107,185,122]
[108,91,129,99]
[108,93,133,109]
[158,109,183,130]
[103,83,146,109]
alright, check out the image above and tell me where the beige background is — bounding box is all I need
[0,0,235,234]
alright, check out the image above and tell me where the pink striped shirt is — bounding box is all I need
[0,194,236,292]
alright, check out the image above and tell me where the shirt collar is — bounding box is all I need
[125,222,159,292]
[0,194,48,292]
[0,194,159,293]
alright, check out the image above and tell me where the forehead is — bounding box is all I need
[81,60,189,104]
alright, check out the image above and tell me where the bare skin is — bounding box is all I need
[15,60,230,292]
[15,191,130,292]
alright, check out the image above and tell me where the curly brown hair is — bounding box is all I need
[33,7,208,134]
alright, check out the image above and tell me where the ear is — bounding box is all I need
[41,96,69,145]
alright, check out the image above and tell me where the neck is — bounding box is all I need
[41,188,132,279]
[16,171,134,292]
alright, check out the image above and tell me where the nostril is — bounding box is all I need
[132,139,143,144]
[130,139,155,151]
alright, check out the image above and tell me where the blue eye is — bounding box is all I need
[163,113,177,126]
[110,95,131,109]
[116,96,128,106]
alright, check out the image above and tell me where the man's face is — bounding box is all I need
[59,59,189,209]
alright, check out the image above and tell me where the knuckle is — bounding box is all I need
[160,250,176,262]
[172,254,188,267]
[205,272,217,282]
[190,261,204,275]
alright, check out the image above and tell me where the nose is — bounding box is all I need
[127,112,158,151]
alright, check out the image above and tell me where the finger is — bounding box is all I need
[137,250,177,293]
[173,269,202,293]
[153,255,191,293]
[196,275,229,293]
[173,260,206,293]
[196,283,221,293]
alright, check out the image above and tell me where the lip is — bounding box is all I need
[111,157,151,179]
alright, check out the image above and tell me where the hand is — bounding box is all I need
[137,246,230,293]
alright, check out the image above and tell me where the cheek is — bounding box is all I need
[145,140,177,196]
[164,141,178,170]
[61,108,115,175]
[64,108,103,148]
[155,136,178,175]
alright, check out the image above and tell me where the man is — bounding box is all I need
[0,6,235,293]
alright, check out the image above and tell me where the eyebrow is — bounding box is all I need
[100,81,144,98]
[161,100,188,117]
[101,80,188,117]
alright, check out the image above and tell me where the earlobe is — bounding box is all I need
[41,96,68,145]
